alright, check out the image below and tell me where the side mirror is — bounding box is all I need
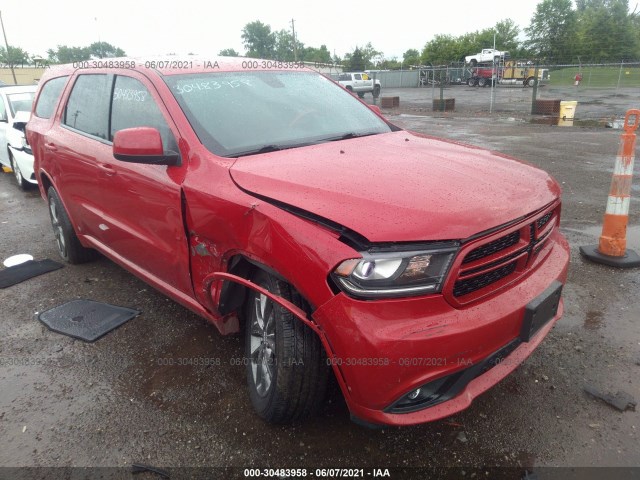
[368,105,381,115]
[113,127,180,166]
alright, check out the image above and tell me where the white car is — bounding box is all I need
[465,49,510,66]
[0,85,37,189]
[337,72,382,98]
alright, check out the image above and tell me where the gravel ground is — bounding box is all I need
[1,87,639,479]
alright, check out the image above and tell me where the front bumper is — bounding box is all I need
[312,230,569,426]
[8,146,37,184]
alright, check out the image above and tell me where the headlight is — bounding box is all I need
[19,136,32,154]
[332,243,458,299]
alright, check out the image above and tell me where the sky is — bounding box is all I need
[1,1,540,61]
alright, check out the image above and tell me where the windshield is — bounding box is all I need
[7,92,35,116]
[164,71,393,157]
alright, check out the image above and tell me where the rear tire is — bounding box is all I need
[373,85,381,98]
[244,269,328,423]
[47,188,97,264]
[467,77,477,87]
[357,92,365,98]
[478,77,487,87]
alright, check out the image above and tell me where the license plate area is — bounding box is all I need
[520,281,563,342]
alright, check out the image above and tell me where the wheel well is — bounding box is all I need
[39,172,53,193]
[218,255,291,317]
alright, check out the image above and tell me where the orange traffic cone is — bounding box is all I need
[580,109,640,267]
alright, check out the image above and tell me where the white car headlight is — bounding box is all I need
[332,243,458,299]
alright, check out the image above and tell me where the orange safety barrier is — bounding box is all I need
[580,109,640,267]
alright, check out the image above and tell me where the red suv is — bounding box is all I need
[27,58,569,426]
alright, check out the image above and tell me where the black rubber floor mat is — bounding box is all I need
[0,259,63,289]
[38,299,141,342]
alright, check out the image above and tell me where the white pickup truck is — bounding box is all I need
[337,72,381,98]
[465,49,510,66]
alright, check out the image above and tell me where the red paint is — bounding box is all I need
[26,58,570,426]
[113,127,163,157]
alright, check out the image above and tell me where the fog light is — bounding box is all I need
[408,388,421,400]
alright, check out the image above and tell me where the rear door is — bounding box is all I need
[92,72,192,295]
[54,73,112,239]
[352,73,363,91]
[27,75,71,187]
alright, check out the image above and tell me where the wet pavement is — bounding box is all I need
[374,85,639,123]
[1,90,639,477]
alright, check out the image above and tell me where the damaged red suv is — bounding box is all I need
[27,58,569,426]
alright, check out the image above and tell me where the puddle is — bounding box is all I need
[605,118,625,129]
[530,116,558,125]
[529,117,610,128]
[584,310,604,330]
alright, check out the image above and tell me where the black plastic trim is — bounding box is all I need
[385,338,522,414]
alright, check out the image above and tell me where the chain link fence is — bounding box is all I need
[370,61,639,124]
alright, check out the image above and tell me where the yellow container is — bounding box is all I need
[558,100,578,126]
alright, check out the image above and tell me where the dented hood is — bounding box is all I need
[229,131,560,242]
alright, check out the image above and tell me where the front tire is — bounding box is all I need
[47,188,96,264]
[467,77,477,87]
[9,152,28,190]
[478,77,487,87]
[244,269,328,423]
[373,85,381,98]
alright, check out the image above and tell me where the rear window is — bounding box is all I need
[63,74,110,139]
[8,92,35,116]
[34,76,68,119]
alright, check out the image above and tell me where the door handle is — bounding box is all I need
[44,142,57,152]
[97,163,116,176]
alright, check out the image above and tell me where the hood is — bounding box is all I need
[229,131,560,243]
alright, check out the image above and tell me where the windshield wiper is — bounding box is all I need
[322,132,379,142]
[233,145,284,157]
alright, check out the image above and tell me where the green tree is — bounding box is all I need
[492,19,521,52]
[303,45,332,63]
[378,57,402,69]
[360,42,383,68]
[0,46,30,66]
[421,34,462,64]
[89,41,125,58]
[274,29,304,61]
[402,49,421,67]
[47,45,92,63]
[526,0,577,62]
[574,0,639,61]
[241,21,276,59]
[345,47,365,71]
[219,48,240,56]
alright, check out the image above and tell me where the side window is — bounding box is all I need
[338,73,350,81]
[34,76,69,119]
[0,97,6,122]
[63,74,110,139]
[354,74,362,80]
[110,76,176,151]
